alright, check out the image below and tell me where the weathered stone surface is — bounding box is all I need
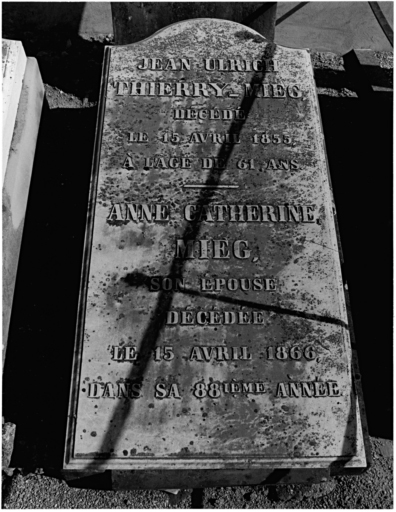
[271,479,337,502]
[3,57,45,362]
[2,422,16,468]
[65,19,367,477]
[374,438,393,459]
[2,39,27,183]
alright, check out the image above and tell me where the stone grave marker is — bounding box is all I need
[64,19,368,487]
[3,39,45,362]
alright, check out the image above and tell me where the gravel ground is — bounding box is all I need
[2,28,392,509]
[2,437,393,508]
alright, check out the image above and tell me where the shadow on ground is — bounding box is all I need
[2,2,109,101]
[3,102,98,468]
[319,90,392,440]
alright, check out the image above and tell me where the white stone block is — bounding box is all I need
[2,39,27,183]
[3,55,45,360]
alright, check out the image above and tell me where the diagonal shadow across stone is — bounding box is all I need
[122,270,348,329]
[86,43,277,468]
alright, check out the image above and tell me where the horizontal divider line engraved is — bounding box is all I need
[183,184,239,189]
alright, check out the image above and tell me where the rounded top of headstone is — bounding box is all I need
[117,18,304,52]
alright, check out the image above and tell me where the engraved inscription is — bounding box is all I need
[266,346,317,360]
[137,57,191,70]
[87,381,142,399]
[111,346,138,361]
[201,277,276,291]
[135,57,279,73]
[275,381,341,398]
[204,58,278,72]
[155,383,182,399]
[183,204,316,222]
[128,131,149,143]
[107,203,170,224]
[113,81,303,98]
[66,20,362,470]
[188,132,241,144]
[189,346,252,361]
[173,108,246,120]
[148,277,275,292]
[166,309,267,325]
[175,239,251,260]
[193,381,266,398]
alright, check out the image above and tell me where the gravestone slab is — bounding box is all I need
[64,19,368,484]
[3,45,45,363]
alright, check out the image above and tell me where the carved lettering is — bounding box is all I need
[173,108,245,120]
[175,239,251,259]
[87,381,141,398]
[150,277,186,291]
[167,309,268,325]
[192,380,266,398]
[122,153,135,169]
[200,277,276,291]
[144,157,191,169]
[244,83,302,98]
[189,346,251,361]
[201,157,226,169]
[189,132,241,144]
[155,383,182,399]
[107,203,170,224]
[137,57,191,70]
[117,82,231,97]
[183,204,315,223]
[128,132,148,143]
[204,58,278,72]
[275,381,341,398]
[111,346,138,361]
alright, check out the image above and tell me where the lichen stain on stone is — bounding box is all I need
[67,19,363,470]
[233,31,265,43]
